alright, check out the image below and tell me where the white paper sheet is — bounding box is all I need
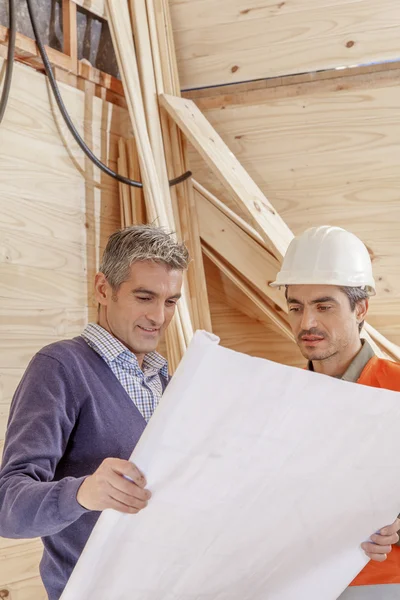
[61,331,400,600]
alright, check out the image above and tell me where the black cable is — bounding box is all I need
[0,0,16,124]
[25,0,191,189]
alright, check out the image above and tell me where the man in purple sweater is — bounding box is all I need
[0,225,189,599]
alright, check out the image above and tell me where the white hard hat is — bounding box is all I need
[270,226,376,295]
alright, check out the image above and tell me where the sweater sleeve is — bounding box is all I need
[0,352,89,539]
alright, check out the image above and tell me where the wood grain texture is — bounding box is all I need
[189,68,400,347]
[0,59,123,596]
[72,0,107,18]
[28,0,400,90]
[0,576,47,600]
[170,0,400,88]
[160,93,293,259]
[205,257,303,367]
[63,0,78,64]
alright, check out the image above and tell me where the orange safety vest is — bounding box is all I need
[350,356,400,587]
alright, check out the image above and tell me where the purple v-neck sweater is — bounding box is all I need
[0,337,167,599]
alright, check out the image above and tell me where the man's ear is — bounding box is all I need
[94,272,111,306]
[356,298,369,325]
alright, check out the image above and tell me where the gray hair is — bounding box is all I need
[339,286,370,332]
[100,225,189,289]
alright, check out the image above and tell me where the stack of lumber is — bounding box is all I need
[107,0,211,371]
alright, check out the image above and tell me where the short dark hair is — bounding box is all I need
[339,286,369,332]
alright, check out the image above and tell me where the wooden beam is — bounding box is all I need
[147,0,212,332]
[0,24,74,72]
[77,61,124,96]
[129,0,174,227]
[126,138,146,225]
[106,0,167,223]
[363,323,400,363]
[195,187,285,311]
[107,0,192,370]
[117,138,133,228]
[62,0,78,65]
[128,0,194,348]
[183,61,400,105]
[0,24,124,99]
[72,0,106,19]
[202,245,294,342]
[160,93,293,260]
[193,179,268,252]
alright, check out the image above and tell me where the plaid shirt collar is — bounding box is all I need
[81,323,168,378]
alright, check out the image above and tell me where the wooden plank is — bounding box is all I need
[204,257,304,368]
[147,0,212,332]
[0,264,88,308]
[0,52,123,597]
[0,24,123,100]
[193,179,267,251]
[129,0,174,226]
[126,138,146,224]
[0,575,46,600]
[171,0,377,30]
[363,323,400,362]
[106,0,168,225]
[63,0,78,65]
[174,1,399,60]
[117,138,132,228]
[170,0,400,88]
[0,229,88,275]
[106,0,190,369]
[0,540,42,587]
[196,188,285,311]
[183,62,400,105]
[160,93,293,260]
[202,245,294,341]
[0,24,74,74]
[72,0,107,19]
[129,0,198,346]
[77,61,124,97]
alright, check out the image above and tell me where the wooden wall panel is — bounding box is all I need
[170,0,400,89]
[60,1,400,90]
[0,59,124,597]
[188,67,400,347]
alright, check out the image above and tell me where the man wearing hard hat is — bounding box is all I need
[271,226,400,599]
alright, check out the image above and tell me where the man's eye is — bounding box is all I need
[137,296,151,302]
[289,306,300,312]
[318,305,331,311]
[166,300,177,306]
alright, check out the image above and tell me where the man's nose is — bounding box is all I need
[145,302,165,326]
[300,309,318,331]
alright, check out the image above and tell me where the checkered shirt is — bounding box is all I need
[81,323,169,422]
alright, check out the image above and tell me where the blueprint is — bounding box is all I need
[61,331,400,600]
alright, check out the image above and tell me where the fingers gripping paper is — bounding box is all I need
[62,332,400,600]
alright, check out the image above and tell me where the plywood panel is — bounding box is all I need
[0,540,42,586]
[189,68,400,346]
[0,59,124,597]
[0,576,47,600]
[170,0,400,88]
